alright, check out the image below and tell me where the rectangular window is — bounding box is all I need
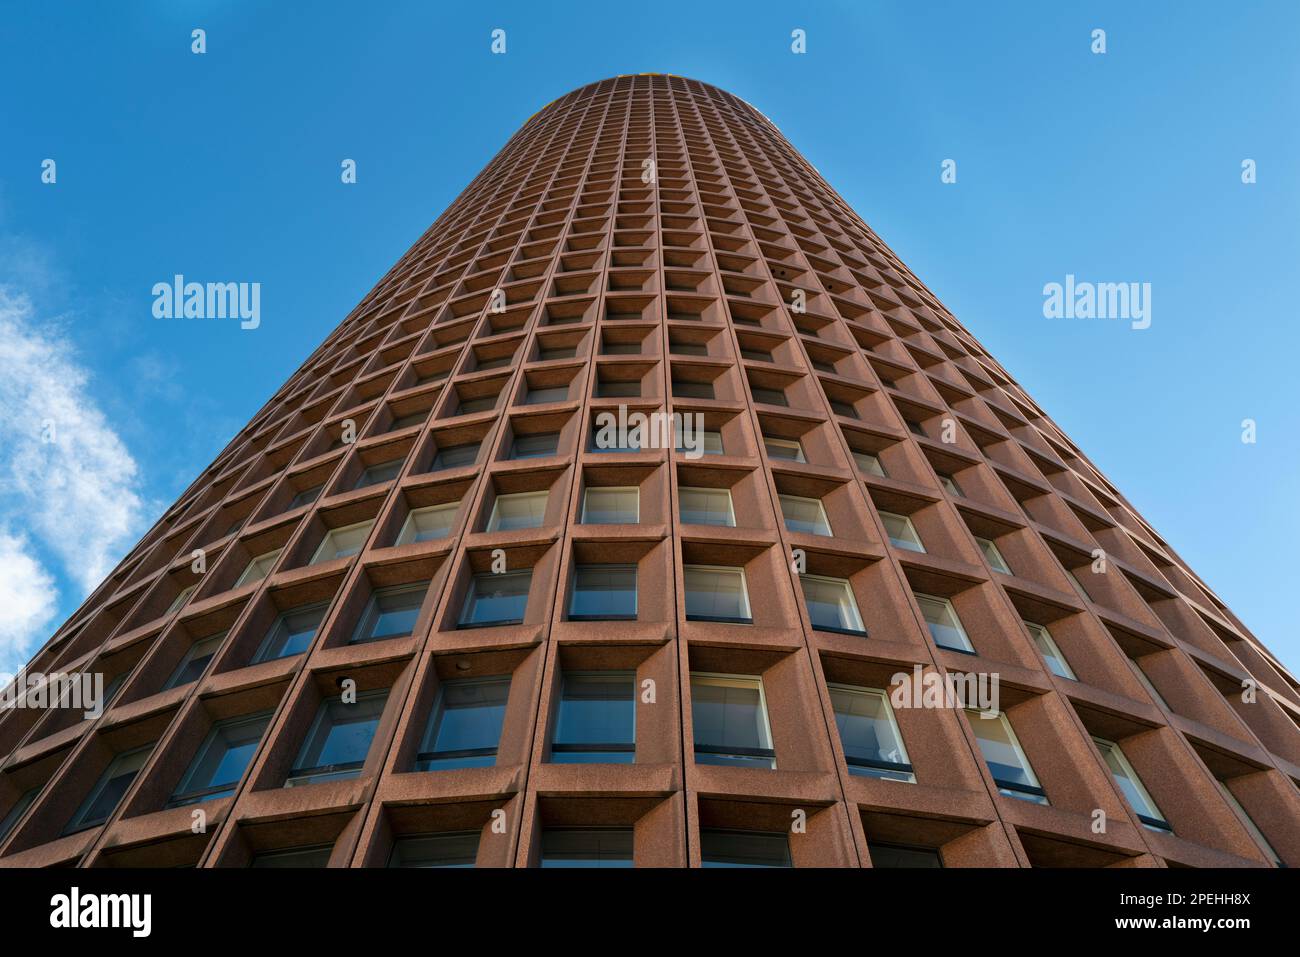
[286,690,388,787]
[905,419,926,437]
[457,395,497,414]
[750,385,788,407]
[800,575,866,635]
[168,712,272,807]
[853,451,886,477]
[235,549,281,588]
[673,379,714,399]
[163,632,227,690]
[1094,737,1170,831]
[164,584,196,616]
[700,829,791,868]
[251,844,333,868]
[678,487,735,527]
[967,710,1048,804]
[253,602,328,663]
[763,437,805,463]
[671,341,708,356]
[1216,779,1281,866]
[396,502,459,545]
[0,787,40,842]
[690,674,774,769]
[938,473,962,496]
[569,564,637,620]
[915,593,974,653]
[459,570,531,627]
[779,494,832,535]
[486,491,549,532]
[415,676,510,770]
[684,565,751,623]
[1024,621,1075,680]
[65,745,153,833]
[880,511,924,552]
[351,582,427,644]
[740,347,772,363]
[829,685,913,782]
[526,386,569,405]
[596,379,641,398]
[538,346,575,361]
[1128,657,1170,710]
[388,832,481,868]
[551,671,636,763]
[540,828,634,868]
[287,483,324,510]
[354,458,403,489]
[868,842,942,868]
[594,424,642,453]
[389,411,428,431]
[829,399,858,419]
[977,537,1012,574]
[310,520,373,564]
[430,442,479,471]
[581,487,639,524]
[511,433,559,459]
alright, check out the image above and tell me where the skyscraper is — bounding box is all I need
[0,74,1295,868]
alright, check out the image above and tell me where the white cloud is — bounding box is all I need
[0,529,58,671]
[0,287,147,669]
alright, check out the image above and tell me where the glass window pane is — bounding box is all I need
[1095,737,1168,828]
[487,491,548,532]
[431,443,479,470]
[700,829,790,868]
[526,386,569,405]
[312,521,373,563]
[66,746,153,832]
[829,686,912,781]
[581,487,639,524]
[255,603,328,662]
[389,831,481,868]
[353,583,427,643]
[868,842,942,868]
[779,495,831,535]
[691,674,773,768]
[397,502,458,545]
[164,632,226,689]
[763,438,804,462]
[916,594,973,652]
[287,691,388,786]
[880,511,924,552]
[684,565,750,622]
[978,537,1011,573]
[552,672,636,763]
[569,565,637,620]
[540,828,634,867]
[854,452,886,477]
[968,710,1046,803]
[169,713,271,806]
[251,844,332,868]
[416,677,511,770]
[511,433,559,459]
[459,570,531,627]
[355,458,403,488]
[235,550,281,588]
[801,575,865,634]
[678,487,734,527]
[1025,622,1075,680]
[675,425,723,455]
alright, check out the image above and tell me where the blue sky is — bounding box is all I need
[0,1,1296,676]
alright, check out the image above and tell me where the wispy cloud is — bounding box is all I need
[0,286,148,671]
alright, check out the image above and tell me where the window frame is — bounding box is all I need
[683,564,753,624]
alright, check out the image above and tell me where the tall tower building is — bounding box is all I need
[1,75,1296,869]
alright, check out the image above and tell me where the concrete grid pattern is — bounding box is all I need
[0,74,1296,868]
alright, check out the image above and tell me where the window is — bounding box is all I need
[673,378,714,399]
[164,584,196,616]
[868,842,942,868]
[458,395,497,414]
[430,442,479,471]
[750,385,788,407]
[1216,779,1282,866]
[596,379,640,398]
[594,424,643,453]
[678,487,735,527]
[853,451,886,477]
[569,565,637,620]
[800,575,865,635]
[251,844,332,868]
[829,685,913,781]
[287,483,324,510]
[163,632,226,690]
[538,345,576,361]
[389,411,427,431]
[880,511,924,552]
[700,829,791,868]
[675,425,723,455]
[683,565,751,623]
[168,712,272,807]
[690,674,774,769]
[551,672,635,763]
[511,433,559,459]
[459,570,531,627]
[415,676,510,770]
[286,690,388,787]
[905,419,926,437]
[937,472,962,496]
[967,710,1048,804]
[740,347,772,363]
[253,602,328,662]
[602,340,640,355]
[915,594,974,653]
[0,787,40,842]
[1094,737,1170,831]
[779,494,832,535]
[389,832,480,868]
[763,436,805,463]
[310,520,373,564]
[526,386,569,405]
[977,537,1011,573]
[671,341,707,356]
[396,502,459,544]
[540,829,634,868]
[829,399,858,419]
[1024,621,1075,680]
[351,582,427,644]
[1128,657,1170,709]
[354,458,403,489]
[65,745,153,833]
[581,487,639,524]
[486,491,549,532]
[235,549,281,588]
